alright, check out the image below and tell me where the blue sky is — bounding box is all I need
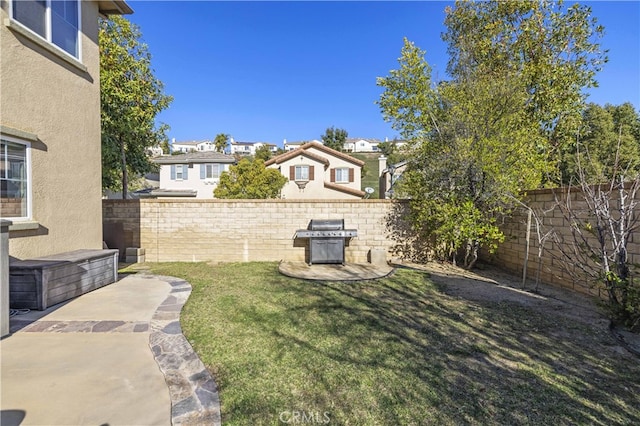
[126,1,640,146]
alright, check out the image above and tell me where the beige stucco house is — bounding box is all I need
[153,152,236,199]
[1,0,132,258]
[1,0,132,335]
[265,142,365,199]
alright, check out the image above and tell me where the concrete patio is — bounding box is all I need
[0,274,220,426]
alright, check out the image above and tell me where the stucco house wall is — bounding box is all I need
[344,138,380,153]
[266,142,365,199]
[1,0,131,259]
[154,152,236,199]
[170,140,214,153]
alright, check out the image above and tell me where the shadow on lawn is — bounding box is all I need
[263,269,640,425]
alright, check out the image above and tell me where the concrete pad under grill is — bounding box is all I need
[278,261,394,281]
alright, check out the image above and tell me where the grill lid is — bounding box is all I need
[308,219,344,231]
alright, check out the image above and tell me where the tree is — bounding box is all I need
[254,144,273,162]
[551,138,640,330]
[214,159,287,199]
[100,16,172,198]
[377,139,405,165]
[159,139,170,156]
[214,133,229,153]
[561,103,640,183]
[321,127,348,152]
[378,39,547,267]
[442,0,608,181]
[377,0,609,267]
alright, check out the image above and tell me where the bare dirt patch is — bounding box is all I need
[391,260,640,357]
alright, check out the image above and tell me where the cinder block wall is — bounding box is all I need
[483,186,640,297]
[104,189,639,298]
[103,199,396,263]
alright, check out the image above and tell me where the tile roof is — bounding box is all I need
[172,140,212,146]
[148,189,198,198]
[265,142,365,167]
[345,138,381,143]
[231,141,274,146]
[154,151,236,164]
[324,182,366,197]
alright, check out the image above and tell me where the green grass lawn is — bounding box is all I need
[143,262,640,425]
[351,153,381,198]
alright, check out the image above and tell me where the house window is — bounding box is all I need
[334,168,350,183]
[12,0,80,58]
[0,139,30,220]
[171,164,188,180]
[295,165,309,181]
[202,164,220,179]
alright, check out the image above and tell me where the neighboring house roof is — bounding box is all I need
[172,140,207,147]
[286,139,320,145]
[265,148,330,167]
[345,138,381,143]
[324,181,366,198]
[148,189,197,198]
[231,141,272,146]
[154,152,235,165]
[265,142,365,167]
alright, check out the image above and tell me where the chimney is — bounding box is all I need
[378,155,387,178]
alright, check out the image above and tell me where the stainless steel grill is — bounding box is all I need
[295,219,357,265]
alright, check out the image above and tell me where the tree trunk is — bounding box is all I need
[120,135,128,200]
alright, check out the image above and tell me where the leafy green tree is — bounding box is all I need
[378,39,548,267]
[377,0,609,266]
[214,133,229,153]
[159,139,170,156]
[100,16,172,198]
[442,0,608,180]
[214,159,287,199]
[377,40,440,143]
[561,103,640,183]
[321,127,348,152]
[377,139,406,165]
[254,144,273,162]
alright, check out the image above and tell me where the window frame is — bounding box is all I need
[295,165,309,181]
[10,0,82,61]
[175,164,184,180]
[205,164,220,179]
[0,136,32,221]
[334,167,350,184]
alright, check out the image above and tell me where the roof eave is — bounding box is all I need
[98,0,134,15]
[150,189,197,198]
[324,182,366,198]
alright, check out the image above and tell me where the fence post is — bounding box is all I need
[522,209,532,289]
[1,220,12,338]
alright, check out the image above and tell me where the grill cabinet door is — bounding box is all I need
[310,238,345,264]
